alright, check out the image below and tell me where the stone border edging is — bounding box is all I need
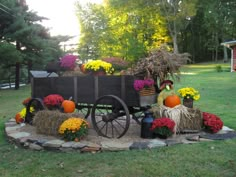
[4,118,236,153]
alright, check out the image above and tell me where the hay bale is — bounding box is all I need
[151,105,202,133]
[33,110,84,136]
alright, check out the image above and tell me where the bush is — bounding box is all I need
[215,65,223,72]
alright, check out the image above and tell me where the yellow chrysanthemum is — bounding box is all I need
[177,87,200,101]
[58,117,88,134]
[84,60,114,74]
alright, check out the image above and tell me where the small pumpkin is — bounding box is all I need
[15,112,24,124]
[80,64,87,73]
[62,100,75,113]
[164,95,181,108]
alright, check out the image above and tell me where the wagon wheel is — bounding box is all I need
[76,103,91,119]
[25,98,46,124]
[91,95,130,138]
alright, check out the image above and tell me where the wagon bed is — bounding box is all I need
[31,75,140,106]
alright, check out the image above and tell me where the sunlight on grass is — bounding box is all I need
[180,72,197,75]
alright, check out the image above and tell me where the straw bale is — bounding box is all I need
[151,105,202,133]
[33,110,84,136]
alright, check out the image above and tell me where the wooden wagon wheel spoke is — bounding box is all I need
[110,121,121,138]
[96,121,108,134]
[91,95,130,138]
[114,119,126,129]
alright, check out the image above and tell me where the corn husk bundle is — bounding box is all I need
[33,110,84,136]
[151,105,202,133]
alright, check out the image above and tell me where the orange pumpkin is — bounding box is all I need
[15,112,24,124]
[80,64,87,73]
[62,100,75,113]
[164,95,181,108]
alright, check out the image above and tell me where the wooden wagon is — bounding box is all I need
[25,75,157,138]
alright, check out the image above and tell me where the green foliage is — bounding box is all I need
[215,65,223,72]
[63,123,88,141]
[0,0,68,87]
[76,0,170,61]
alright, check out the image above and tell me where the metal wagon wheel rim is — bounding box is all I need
[91,95,130,138]
[25,98,46,124]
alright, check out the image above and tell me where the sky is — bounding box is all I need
[26,0,103,42]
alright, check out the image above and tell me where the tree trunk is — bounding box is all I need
[223,46,228,62]
[27,60,32,84]
[171,20,179,54]
[172,34,179,54]
[15,41,21,90]
[15,62,20,90]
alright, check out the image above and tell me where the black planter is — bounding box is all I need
[154,133,168,139]
[183,98,193,108]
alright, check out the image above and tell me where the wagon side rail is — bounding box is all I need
[31,75,141,107]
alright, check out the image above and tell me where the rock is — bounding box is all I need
[5,122,17,127]
[130,142,150,150]
[5,125,22,133]
[72,142,89,149]
[165,139,182,146]
[61,141,76,148]
[29,143,43,151]
[101,140,132,151]
[42,140,64,148]
[8,132,31,139]
[181,139,199,144]
[200,132,236,140]
[186,135,200,141]
[80,146,101,153]
[217,126,235,134]
[199,138,214,142]
[148,139,166,148]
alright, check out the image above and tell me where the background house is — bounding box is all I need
[221,40,236,72]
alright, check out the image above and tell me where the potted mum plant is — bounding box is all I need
[202,112,223,133]
[84,59,114,75]
[177,87,200,108]
[150,117,175,139]
[133,79,156,106]
[60,54,79,71]
[58,117,89,141]
[43,94,64,110]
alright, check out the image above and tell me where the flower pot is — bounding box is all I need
[139,86,156,96]
[139,94,156,107]
[91,71,106,76]
[183,98,193,108]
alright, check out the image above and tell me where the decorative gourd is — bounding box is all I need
[62,100,75,113]
[164,95,181,108]
[15,112,24,124]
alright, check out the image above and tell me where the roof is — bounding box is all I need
[221,40,236,48]
[30,70,58,78]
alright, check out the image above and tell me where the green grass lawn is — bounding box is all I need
[0,63,236,177]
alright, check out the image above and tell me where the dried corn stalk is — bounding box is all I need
[131,46,190,83]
